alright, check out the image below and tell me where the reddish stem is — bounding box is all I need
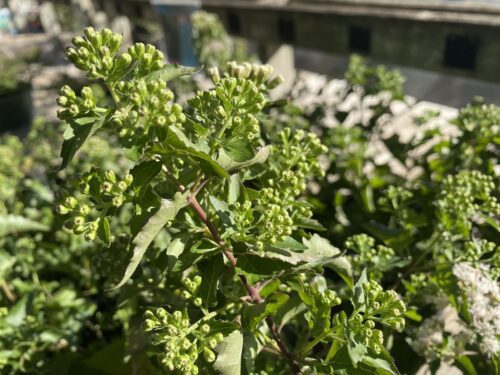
[186,192,301,374]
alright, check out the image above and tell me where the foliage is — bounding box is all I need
[0,22,498,375]
[191,11,252,68]
[0,54,29,95]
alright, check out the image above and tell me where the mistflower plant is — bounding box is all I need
[54,27,405,374]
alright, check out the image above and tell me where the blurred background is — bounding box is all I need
[2,0,500,132]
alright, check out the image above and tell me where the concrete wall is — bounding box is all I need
[205,5,500,84]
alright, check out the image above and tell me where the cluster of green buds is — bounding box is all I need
[79,169,133,208]
[189,73,266,146]
[179,275,203,307]
[378,185,413,210]
[57,85,98,120]
[267,129,327,198]
[209,61,284,91]
[57,169,133,241]
[292,275,342,334]
[462,239,497,263]
[361,280,406,332]
[437,171,500,237]
[57,195,98,241]
[346,313,385,354]
[255,203,293,249]
[143,308,224,374]
[111,79,183,145]
[345,234,396,280]
[66,27,164,81]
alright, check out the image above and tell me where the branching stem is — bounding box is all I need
[186,191,302,375]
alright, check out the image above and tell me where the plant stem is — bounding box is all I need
[186,192,302,375]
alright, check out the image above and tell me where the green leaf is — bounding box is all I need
[209,196,234,227]
[455,355,478,375]
[242,293,289,330]
[130,160,162,198]
[214,330,243,375]
[59,113,109,170]
[272,236,307,252]
[403,309,422,322]
[267,234,352,287]
[197,254,225,307]
[242,330,260,375]
[227,174,241,204]
[143,63,202,83]
[236,254,293,284]
[223,137,254,162]
[5,294,32,327]
[217,146,270,172]
[352,269,368,311]
[0,215,49,237]
[160,126,229,178]
[97,216,111,247]
[112,192,188,289]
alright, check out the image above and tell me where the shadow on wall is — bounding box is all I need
[295,47,500,108]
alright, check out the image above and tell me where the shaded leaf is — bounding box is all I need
[112,192,188,289]
[143,63,202,83]
[130,160,162,198]
[198,254,225,307]
[214,330,243,375]
[223,137,254,162]
[0,215,49,238]
[217,146,270,172]
[242,293,289,330]
[59,113,110,170]
[97,216,111,247]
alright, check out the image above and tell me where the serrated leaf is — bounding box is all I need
[214,330,243,375]
[217,146,270,172]
[209,195,234,227]
[236,255,293,284]
[97,216,111,247]
[130,160,162,198]
[158,126,229,178]
[242,293,289,330]
[143,63,202,83]
[198,254,225,307]
[5,294,32,327]
[272,236,307,252]
[223,137,254,162]
[242,330,260,375]
[112,192,188,289]
[59,113,110,170]
[352,269,368,310]
[0,215,49,237]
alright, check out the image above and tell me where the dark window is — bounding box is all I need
[278,18,295,44]
[444,34,478,71]
[227,11,241,35]
[349,26,371,53]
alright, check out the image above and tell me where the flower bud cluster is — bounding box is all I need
[267,129,327,198]
[57,85,98,120]
[143,308,224,374]
[361,281,406,332]
[378,185,413,210]
[56,195,99,241]
[127,42,165,77]
[437,171,500,237]
[189,76,265,145]
[346,234,396,281]
[57,169,133,241]
[255,203,293,250]
[348,313,385,354]
[212,61,284,92]
[66,28,164,81]
[112,79,182,146]
[66,27,125,80]
[180,275,203,307]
